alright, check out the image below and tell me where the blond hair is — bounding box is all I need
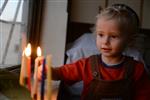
[96,4,140,49]
[97,4,139,36]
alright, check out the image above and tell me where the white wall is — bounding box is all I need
[41,0,68,66]
[70,0,150,28]
[142,0,150,29]
[70,0,106,24]
[108,0,141,18]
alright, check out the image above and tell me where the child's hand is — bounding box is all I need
[37,64,42,81]
[37,61,47,81]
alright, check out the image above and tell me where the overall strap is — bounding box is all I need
[144,65,150,79]
[86,55,135,100]
[90,55,135,80]
[89,55,101,79]
[124,57,135,79]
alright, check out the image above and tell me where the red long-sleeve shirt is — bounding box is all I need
[54,56,150,100]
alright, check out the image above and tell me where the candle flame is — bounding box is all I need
[37,46,42,57]
[25,43,31,57]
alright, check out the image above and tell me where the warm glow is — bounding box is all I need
[25,43,31,57]
[22,51,25,56]
[37,46,42,57]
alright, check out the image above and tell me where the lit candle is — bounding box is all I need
[19,50,27,86]
[25,43,32,91]
[32,46,42,99]
[46,55,52,100]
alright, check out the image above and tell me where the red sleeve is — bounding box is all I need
[57,58,89,85]
[134,62,150,100]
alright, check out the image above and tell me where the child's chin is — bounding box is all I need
[101,53,113,57]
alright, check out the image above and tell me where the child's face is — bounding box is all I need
[96,18,127,57]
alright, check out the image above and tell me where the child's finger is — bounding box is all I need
[37,65,42,81]
[37,64,48,81]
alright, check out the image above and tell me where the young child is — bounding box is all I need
[39,4,150,100]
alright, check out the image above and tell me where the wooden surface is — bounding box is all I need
[0,69,31,100]
[0,68,59,100]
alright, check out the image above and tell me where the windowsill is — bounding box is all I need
[0,67,60,100]
[0,68,31,100]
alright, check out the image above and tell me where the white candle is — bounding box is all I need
[46,55,52,100]
[19,50,27,86]
[32,46,42,99]
[25,43,32,91]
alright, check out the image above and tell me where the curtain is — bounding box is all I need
[27,0,45,63]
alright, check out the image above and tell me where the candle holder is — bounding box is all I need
[19,44,52,100]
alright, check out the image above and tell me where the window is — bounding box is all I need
[0,0,29,68]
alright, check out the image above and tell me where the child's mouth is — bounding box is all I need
[102,48,111,52]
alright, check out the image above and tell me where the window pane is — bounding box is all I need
[0,0,28,68]
[0,0,5,8]
[0,0,24,22]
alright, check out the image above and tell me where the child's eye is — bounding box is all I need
[111,35,117,38]
[97,33,103,37]
[111,35,119,39]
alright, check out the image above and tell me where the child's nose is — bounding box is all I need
[103,36,110,44]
